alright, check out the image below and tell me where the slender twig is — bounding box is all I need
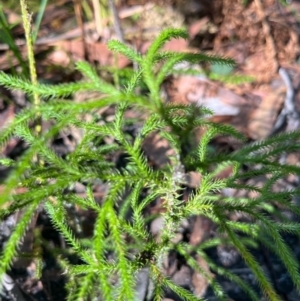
[92,0,103,37]
[271,68,300,135]
[73,0,89,61]
[108,0,124,43]
[279,68,295,114]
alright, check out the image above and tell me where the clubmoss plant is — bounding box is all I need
[1,3,300,301]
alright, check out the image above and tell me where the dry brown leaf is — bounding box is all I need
[189,216,213,246]
[248,85,285,139]
[166,76,245,116]
[188,17,210,39]
[142,132,175,168]
[186,171,202,189]
[52,40,130,68]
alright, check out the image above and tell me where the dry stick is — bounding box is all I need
[279,68,300,132]
[254,0,279,73]
[266,67,300,216]
[108,0,125,43]
[107,0,141,74]
[92,0,103,37]
[73,0,89,61]
[108,0,141,72]
[273,68,300,182]
[270,68,299,136]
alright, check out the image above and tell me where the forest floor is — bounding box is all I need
[1,0,300,300]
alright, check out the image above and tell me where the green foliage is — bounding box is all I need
[1,24,300,301]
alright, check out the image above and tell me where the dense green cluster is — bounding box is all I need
[0,27,300,301]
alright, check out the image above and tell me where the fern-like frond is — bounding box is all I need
[0,71,96,98]
[146,28,189,63]
[223,224,281,301]
[44,200,93,264]
[74,272,95,301]
[232,131,300,160]
[76,61,119,95]
[0,200,40,283]
[107,39,142,63]
[177,243,227,301]
[163,276,206,301]
[199,250,261,301]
